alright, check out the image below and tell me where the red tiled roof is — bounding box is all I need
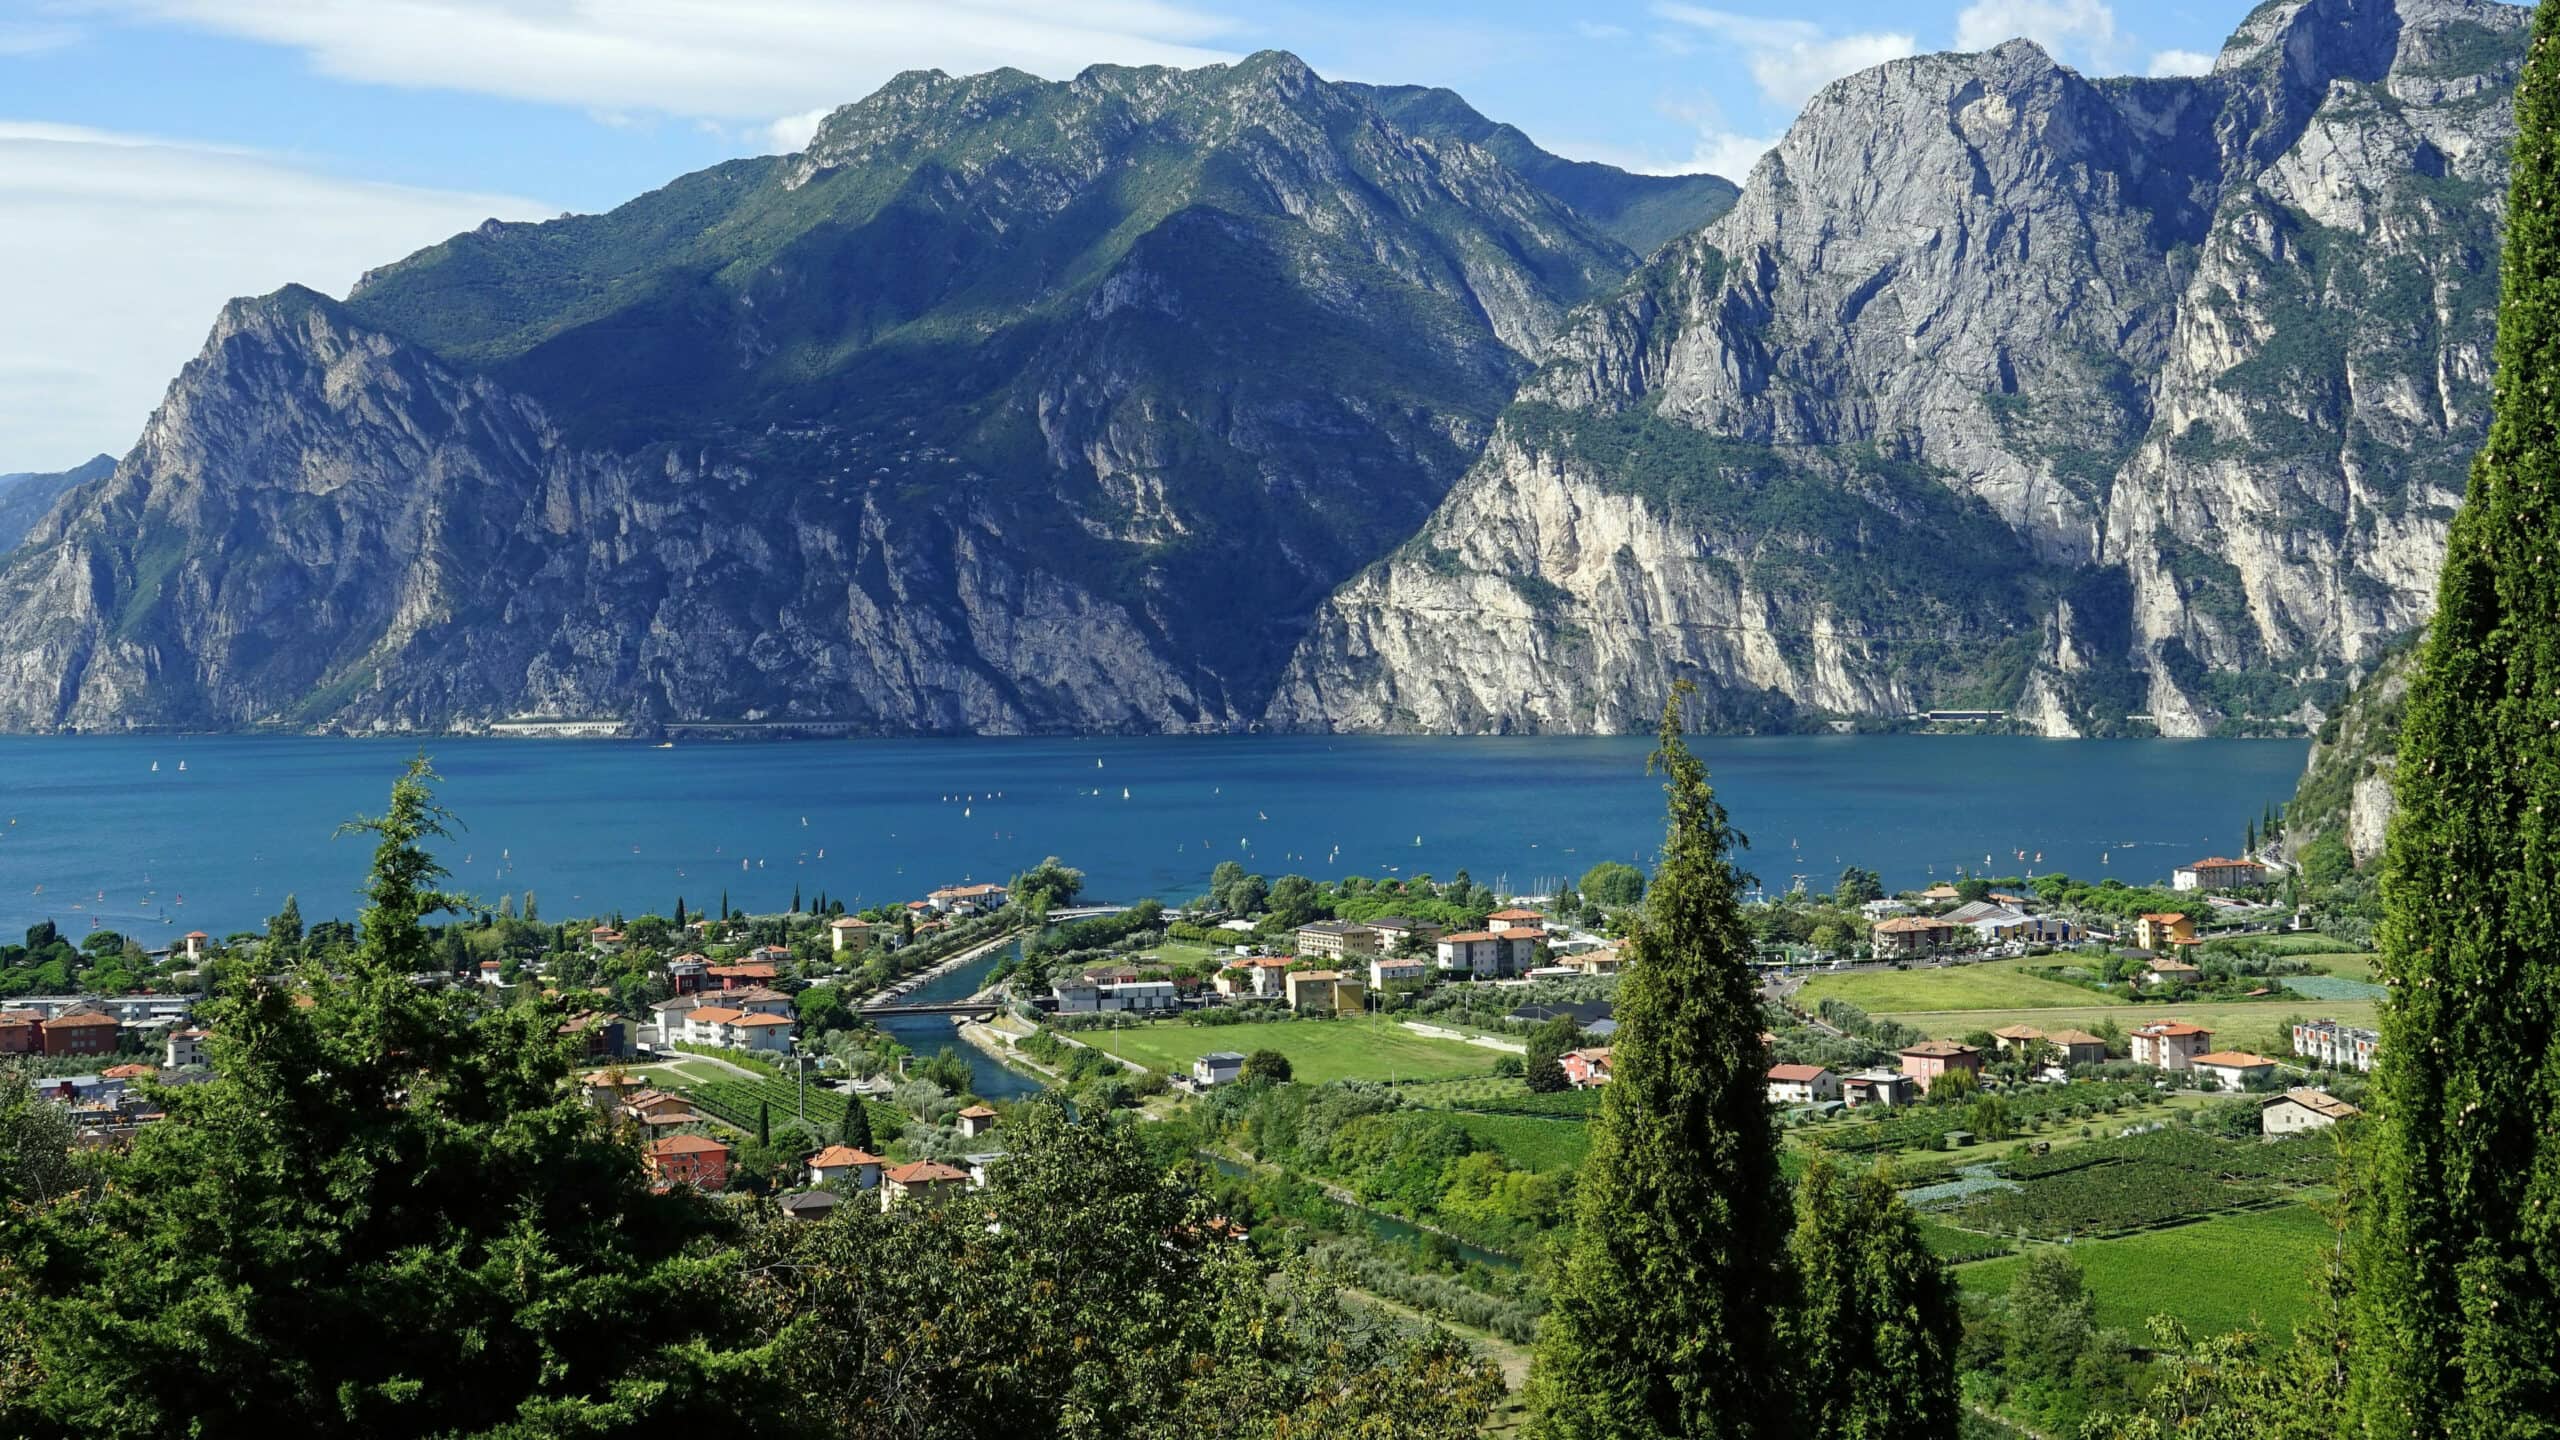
[688,1006,745,1025]
[43,1012,117,1028]
[183,930,208,939]
[2135,1021,2212,1037]
[734,1013,793,1028]
[958,1105,997,1119]
[1437,930,1503,943]
[884,1160,969,1185]
[101,1063,154,1079]
[2192,1051,2275,1068]
[2139,912,2188,923]
[1487,908,1545,921]
[1767,1063,1829,1083]
[650,1134,727,1157]
[1900,1040,1978,1058]
[809,1145,882,1168]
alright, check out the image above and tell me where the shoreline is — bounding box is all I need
[855,928,1022,1008]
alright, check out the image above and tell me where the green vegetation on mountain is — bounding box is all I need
[2350,5,2560,1428]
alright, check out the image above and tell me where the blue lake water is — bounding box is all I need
[0,734,2307,942]
[867,939,1046,1101]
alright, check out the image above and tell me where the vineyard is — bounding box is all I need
[1394,1078,1607,1118]
[1921,1128,2334,1241]
[681,1078,903,1145]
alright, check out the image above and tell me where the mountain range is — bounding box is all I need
[0,0,2527,737]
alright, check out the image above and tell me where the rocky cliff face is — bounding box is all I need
[0,54,1692,734]
[1270,0,2527,737]
[0,455,110,556]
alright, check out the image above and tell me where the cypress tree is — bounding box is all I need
[2351,8,2560,1429]
[841,1099,873,1153]
[674,897,686,928]
[757,1100,771,1147]
[1524,685,1794,1440]
[1784,1158,1958,1438]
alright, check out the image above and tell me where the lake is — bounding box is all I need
[0,734,2308,941]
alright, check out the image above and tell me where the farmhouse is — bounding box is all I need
[646,1134,730,1192]
[2043,1029,2109,1065]
[1897,1039,1982,1094]
[2143,958,2203,987]
[1989,1024,2044,1055]
[807,1144,883,1189]
[2129,1020,2214,1071]
[2262,1087,2363,1137]
[1766,1063,1839,1104]
[1840,1069,1915,1108]
[828,916,875,952]
[957,1104,999,1139]
[880,1160,972,1211]
[1561,1048,1612,1088]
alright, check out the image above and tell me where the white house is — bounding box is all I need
[1765,1063,1840,1104]
[2190,1050,2278,1091]
[1368,956,1431,989]
[1434,930,1543,978]
[1193,1051,1246,1086]
[1051,980,1101,1015]
[163,1027,209,1069]
[1097,979,1178,1013]
[807,1144,883,1189]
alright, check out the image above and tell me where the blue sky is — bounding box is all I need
[2,0,2256,467]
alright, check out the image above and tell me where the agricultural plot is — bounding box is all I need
[1443,1112,1591,1171]
[680,1077,904,1144]
[1961,1204,2336,1337]
[1799,960,2123,1014]
[1797,1080,2152,1157]
[1090,1016,1497,1084]
[1925,1129,2335,1241]
[2282,975,2386,1001]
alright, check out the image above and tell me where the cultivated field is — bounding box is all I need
[1088,1015,1498,1084]
[1442,1112,1591,1171]
[1960,1203,2336,1337]
[1800,958,2125,1013]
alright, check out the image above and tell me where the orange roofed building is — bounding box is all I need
[647,1134,730,1192]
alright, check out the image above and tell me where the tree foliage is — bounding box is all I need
[2349,8,2560,1432]
[0,756,752,1437]
[1580,860,1648,908]
[1525,686,1800,1439]
[1785,1158,1959,1439]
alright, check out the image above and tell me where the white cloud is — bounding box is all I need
[766,107,831,153]
[1684,129,1780,180]
[1650,5,1916,108]
[1953,0,2126,71]
[0,123,549,466]
[2147,47,2216,77]
[100,1,1242,140]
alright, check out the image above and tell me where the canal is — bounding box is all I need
[868,937,1047,1101]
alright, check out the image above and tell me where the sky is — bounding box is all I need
[1,0,2256,470]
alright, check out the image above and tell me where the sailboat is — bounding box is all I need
[1121,787,1130,800]
[150,762,158,773]
[177,761,186,772]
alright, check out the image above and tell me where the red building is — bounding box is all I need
[0,1010,41,1054]
[40,1010,120,1057]
[1561,1048,1613,1088]
[647,1134,731,1192]
[1897,1039,1983,1094]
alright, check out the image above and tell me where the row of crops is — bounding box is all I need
[1917,1129,2335,1241]
[1801,1080,2153,1155]
[682,1078,903,1144]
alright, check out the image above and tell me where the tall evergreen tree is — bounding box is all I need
[840,1099,873,1154]
[2351,7,2560,1429]
[1785,1158,1957,1438]
[758,1100,772,1147]
[267,893,303,954]
[1524,685,1795,1440]
[675,897,687,928]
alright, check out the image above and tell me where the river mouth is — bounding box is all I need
[865,938,1045,1101]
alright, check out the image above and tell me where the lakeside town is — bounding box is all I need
[0,780,2389,1435]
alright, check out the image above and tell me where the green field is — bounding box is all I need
[2298,951,2379,981]
[1444,1112,1591,1171]
[1960,1203,2336,1337]
[1801,959,2127,1014]
[1089,1016,1499,1084]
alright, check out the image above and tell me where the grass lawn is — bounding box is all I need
[1960,1203,2336,1337]
[2299,951,2380,981]
[1886,1000,2379,1056]
[1142,939,1235,969]
[1444,1112,1591,1171]
[1089,1016,1498,1084]
[1802,959,2127,1014]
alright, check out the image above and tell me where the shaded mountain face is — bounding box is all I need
[0,52,1687,734]
[1268,0,2528,738]
[0,455,111,555]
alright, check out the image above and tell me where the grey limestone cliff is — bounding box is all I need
[1269,0,2528,737]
